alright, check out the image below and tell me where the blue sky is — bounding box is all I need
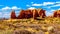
[0,0,60,18]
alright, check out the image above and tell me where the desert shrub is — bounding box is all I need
[13,30,32,34]
[0,29,13,34]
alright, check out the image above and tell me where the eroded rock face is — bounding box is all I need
[57,10,60,17]
[38,9,46,18]
[53,10,60,17]
[24,10,33,19]
[33,9,39,19]
[33,9,46,19]
[11,9,46,19]
[17,10,25,19]
[17,10,33,19]
[11,10,16,19]
[53,11,57,17]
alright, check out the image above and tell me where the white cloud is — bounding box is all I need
[0,12,2,14]
[46,9,55,16]
[51,10,55,11]
[46,11,53,16]
[51,4,60,7]
[56,1,60,3]
[12,6,21,10]
[0,12,2,17]
[55,4,60,6]
[1,6,21,10]
[43,2,55,6]
[0,12,2,18]
[1,6,11,10]
[4,13,10,16]
[32,4,42,6]
[28,7,36,10]
[47,3,60,8]
[45,1,60,8]
[27,1,60,8]
[3,13,10,18]
[31,2,55,6]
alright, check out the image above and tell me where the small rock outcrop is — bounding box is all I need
[53,10,60,17]
[10,10,16,19]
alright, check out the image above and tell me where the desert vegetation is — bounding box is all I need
[0,17,59,34]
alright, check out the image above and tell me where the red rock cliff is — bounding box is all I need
[11,9,46,19]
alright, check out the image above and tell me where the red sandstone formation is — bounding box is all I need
[33,9,46,19]
[11,10,16,19]
[17,10,33,19]
[53,10,60,17]
[24,10,33,19]
[53,11,57,17]
[38,9,46,18]
[17,10,25,19]
[57,10,60,17]
[33,9,39,19]
[11,9,46,19]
